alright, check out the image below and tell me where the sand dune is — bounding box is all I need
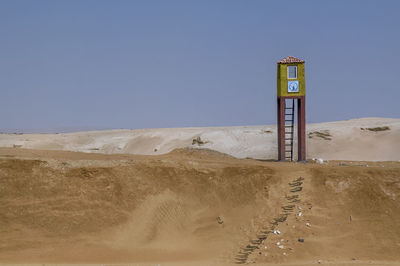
[0,117,399,265]
[1,117,399,161]
[0,148,399,265]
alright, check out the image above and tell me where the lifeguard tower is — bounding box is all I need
[277,56,306,161]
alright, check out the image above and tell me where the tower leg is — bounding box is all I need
[297,96,306,161]
[277,97,286,161]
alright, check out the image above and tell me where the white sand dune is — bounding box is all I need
[0,117,399,161]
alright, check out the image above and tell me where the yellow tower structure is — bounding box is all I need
[277,56,306,161]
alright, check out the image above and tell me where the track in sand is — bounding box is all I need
[0,147,399,265]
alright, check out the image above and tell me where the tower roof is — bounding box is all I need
[277,56,305,64]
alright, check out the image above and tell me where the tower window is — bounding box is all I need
[288,66,297,79]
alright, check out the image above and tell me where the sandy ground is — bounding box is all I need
[0,117,399,161]
[0,147,399,265]
[0,117,399,265]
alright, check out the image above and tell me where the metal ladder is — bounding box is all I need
[284,99,295,161]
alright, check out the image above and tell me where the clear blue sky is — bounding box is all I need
[1,0,399,132]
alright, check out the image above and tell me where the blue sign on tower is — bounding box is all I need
[288,81,299,93]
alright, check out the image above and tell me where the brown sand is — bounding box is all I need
[0,147,399,265]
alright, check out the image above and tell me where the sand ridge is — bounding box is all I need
[0,148,399,265]
[0,117,399,161]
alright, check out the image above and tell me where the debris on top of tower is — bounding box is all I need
[277,56,305,64]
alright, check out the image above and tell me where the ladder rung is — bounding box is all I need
[285,138,293,140]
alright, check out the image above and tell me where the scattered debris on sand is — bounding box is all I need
[308,130,332,140]
[361,126,390,132]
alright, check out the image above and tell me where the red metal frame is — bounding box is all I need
[277,97,286,161]
[297,96,306,161]
[277,96,306,161]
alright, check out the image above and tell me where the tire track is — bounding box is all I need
[234,177,304,264]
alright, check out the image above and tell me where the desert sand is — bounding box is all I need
[1,117,399,161]
[0,118,399,266]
